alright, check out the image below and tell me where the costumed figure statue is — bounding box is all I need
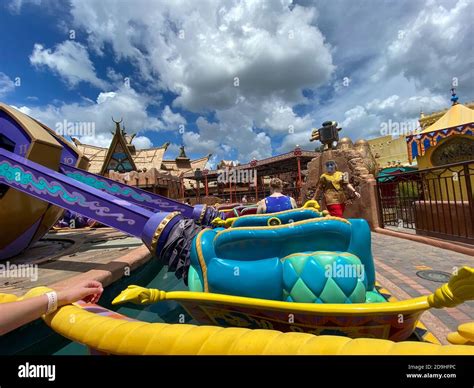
[313,160,360,217]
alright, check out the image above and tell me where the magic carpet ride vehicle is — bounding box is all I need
[113,203,474,343]
[1,103,473,355]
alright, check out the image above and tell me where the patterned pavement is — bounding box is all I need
[372,232,474,344]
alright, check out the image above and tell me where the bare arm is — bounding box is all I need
[290,197,297,209]
[0,296,51,336]
[346,183,361,198]
[0,281,103,336]
[256,199,266,214]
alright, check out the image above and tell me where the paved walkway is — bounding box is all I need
[372,232,474,344]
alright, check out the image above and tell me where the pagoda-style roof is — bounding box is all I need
[72,139,108,174]
[133,145,169,171]
[406,102,474,162]
[72,138,169,174]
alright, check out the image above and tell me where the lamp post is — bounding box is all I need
[294,146,302,201]
[250,159,258,201]
[294,145,302,188]
[203,169,209,197]
[194,168,202,204]
[180,173,185,202]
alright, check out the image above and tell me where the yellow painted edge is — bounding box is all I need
[155,288,431,315]
[150,211,180,253]
[215,215,350,241]
[235,207,321,219]
[196,229,210,292]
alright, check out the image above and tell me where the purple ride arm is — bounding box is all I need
[0,148,153,238]
[60,163,194,217]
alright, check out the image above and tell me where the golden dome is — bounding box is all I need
[337,137,353,150]
[354,139,368,146]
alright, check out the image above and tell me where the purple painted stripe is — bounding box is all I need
[60,163,194,217]
[0,148,154,238]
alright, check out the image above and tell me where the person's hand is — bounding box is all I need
[56,280,103,306]
[353,191,361,199]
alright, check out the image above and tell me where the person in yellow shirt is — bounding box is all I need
[314,160,360,217]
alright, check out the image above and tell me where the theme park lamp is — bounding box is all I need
[194,168,202,203]
[310,121,342,150]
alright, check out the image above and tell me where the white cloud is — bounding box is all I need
[194,110,273,161]
[11,105,31,115]
[132,135,152,149]
[15,87,159,148]
[0,73,15,98]
[96,92,116,104]
[7,0,42,13]
[182,131,219,155]
[339,93,449,139]
[29,41,108,89]
[161,105,186,127]
[77,133,112,148]
[384,0,474,94]
[65,0,333,159]
[261,102,313,133]
[9,0,474,162]
[68,0,335,110]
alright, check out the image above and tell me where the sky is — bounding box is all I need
[0,0,472,167]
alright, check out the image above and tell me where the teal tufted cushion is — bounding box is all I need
[282,251,366,303]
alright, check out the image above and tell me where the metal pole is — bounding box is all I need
[255,172,258,202]
[180,175,185,202]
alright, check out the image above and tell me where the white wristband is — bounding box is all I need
[45,291,58,315]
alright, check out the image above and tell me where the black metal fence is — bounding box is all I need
[376,160,474,244]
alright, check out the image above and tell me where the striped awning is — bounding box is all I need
[406,122,474,163]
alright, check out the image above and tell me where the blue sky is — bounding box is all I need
[0,0,472,166]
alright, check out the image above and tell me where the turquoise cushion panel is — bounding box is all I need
[346,219,375,290]
[189,228,219,287]
[207,257,283,300]
[214,219,351,261]
[282,251,366,303]
[188,265,204,292]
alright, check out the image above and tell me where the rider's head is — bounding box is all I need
[269,178,284,194]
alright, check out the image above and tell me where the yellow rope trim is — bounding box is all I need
[196,229,210,292]
[235,207,321,220]
[198,205,207,225]
[112,266,474,316]
[114,287,429,315]
[214,215,350,241]
[267,217,282,226]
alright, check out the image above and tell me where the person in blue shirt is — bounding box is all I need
[256,178,297,214]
